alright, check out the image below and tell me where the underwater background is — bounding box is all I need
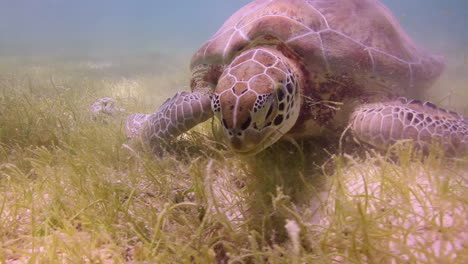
[1,0,466,112]
[0,1,467,263]
[0,0,466,56]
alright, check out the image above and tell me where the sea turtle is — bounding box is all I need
[101,0,467,155]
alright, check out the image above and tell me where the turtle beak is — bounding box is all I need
[229,136,243,151]
[224,128,270,155]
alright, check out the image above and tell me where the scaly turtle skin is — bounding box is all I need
[125,0,467,155]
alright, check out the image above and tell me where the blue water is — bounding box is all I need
[0,0,466,57]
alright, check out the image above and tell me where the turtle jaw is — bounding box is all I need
[223,126,283,155]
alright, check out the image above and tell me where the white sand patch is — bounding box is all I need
[204,160,247,225]
[315,156,468,263]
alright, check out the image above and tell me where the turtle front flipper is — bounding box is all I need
[126,91,213,152]
[350,98,468,155]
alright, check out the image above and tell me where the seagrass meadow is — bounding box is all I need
[0,53,466,263]
[1,0,468,263]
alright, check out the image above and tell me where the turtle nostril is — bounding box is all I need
[227,128,243,138]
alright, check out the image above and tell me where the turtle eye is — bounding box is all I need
[253,101,275,129]
[265,104,274,120]
[240,116,252,130]
[277,87,285,101]
[251,93,277,128]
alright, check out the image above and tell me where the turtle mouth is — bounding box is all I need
[227,127,283,155]
[229,142,267,156]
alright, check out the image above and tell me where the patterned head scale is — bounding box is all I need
[212,48,301,154]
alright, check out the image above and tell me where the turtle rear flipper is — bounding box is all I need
[350,98,468,155]
[127,91,213,153]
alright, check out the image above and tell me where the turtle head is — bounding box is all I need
[212,48,301,155]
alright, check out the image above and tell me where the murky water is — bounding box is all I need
[1,0,466,55]
[0,0,466,111]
